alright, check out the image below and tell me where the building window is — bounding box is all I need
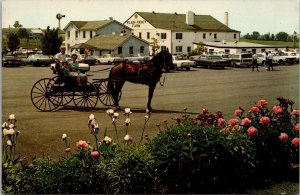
[161,33,167,39]
[234,33,236,39]
[175,46,182,52]
[242,49,246,52]
[67,31,70,39]
[139,32,142,38]
[90,31,93,38]
[140,46,144,54]
[176,33,183,39]
[161,46,167,51]
[147,32,150,39]
[214,33,217,39]
[118,47,122,54]
[203,33,206,39]
[75,31,78,39]
[83,31,86,38]
[129,46,134,55]
[187,46,191,53]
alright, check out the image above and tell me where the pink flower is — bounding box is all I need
[247,126,257,136]
[217,118,225,127]
[234,109,243,116]
[294,123,299,132]
[241,118,251,126]
[257,100,268,107]
[279,133,289,141]
[76,140,89,148]
[259,116,270,125]
[91,151,100,157]
[291,137,299,147]
[228,118,239,126]
[65,147,72,152]
[272,105,283,114]
[248,106,260,113]
[291,109,300,115]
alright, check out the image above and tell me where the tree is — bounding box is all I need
[242,33,251,39]
[40,26,63,55]
[270,34,275,41]
[7,33,20,52]
[149,37,160,55]
[190,42,205,55]
[251,31,260,40]
[17,28,29,39]
[13,21,22,28]
[275,32,289,42]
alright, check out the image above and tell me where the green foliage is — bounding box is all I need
[40,26,63,55]
[276,31,289,42]
[13,21,22,28]
[17,28,29,39]
[190,41,205,55]
[150,121,256,193]
[7,33,20,52]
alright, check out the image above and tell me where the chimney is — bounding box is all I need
[224,12,228,26]
[186,11,194,25]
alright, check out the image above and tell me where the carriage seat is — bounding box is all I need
[55,63,78,87]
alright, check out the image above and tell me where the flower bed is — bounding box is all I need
[2,97,299,194]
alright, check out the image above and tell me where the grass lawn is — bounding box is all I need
[241,38,299,48]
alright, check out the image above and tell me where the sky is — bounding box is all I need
[1,0,299,35]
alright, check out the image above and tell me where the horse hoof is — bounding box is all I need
[115,106,122,111]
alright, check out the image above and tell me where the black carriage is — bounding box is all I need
[30,66,121,112]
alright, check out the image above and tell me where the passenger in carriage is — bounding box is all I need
[61,55,87,86]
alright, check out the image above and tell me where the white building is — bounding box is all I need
[124,11,240,55]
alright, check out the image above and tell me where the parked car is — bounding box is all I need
[124,54,151,62]
[97,54,123,64]
[2,55,23,67]
[256,52,296,65]
[191,55,230,69]
[228,53,253,67]
[172,55,195,71]
[22,54,54,66]
[50,59,90,74]
[81,55,97,65]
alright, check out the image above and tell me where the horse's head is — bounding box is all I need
[152,50,174,72]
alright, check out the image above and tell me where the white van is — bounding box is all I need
[228,53,253,67]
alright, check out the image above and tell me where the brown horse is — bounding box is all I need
[108,50,173,111]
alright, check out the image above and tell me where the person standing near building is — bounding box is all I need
[267,52,274,71]
[252,53,259,71]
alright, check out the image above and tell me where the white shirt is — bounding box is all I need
[55,52,67,62]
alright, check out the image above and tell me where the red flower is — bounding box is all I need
[195,114,201,120]
[257,100,268,107]
[241,118,251,126]
[272,105,283,114]
[291,137,299,147]
[259,116,270,125]
[76,140,89,148]
[247,126,257,136]
[91,151,100,157]
[291,109,300,115]
[279,133,289,141]
[294,123,299,132]
[248,106,260,113]
[228,118,239,126]
[217,118,225,127]
[234,109,243,116]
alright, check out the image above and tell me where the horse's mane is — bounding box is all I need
[151,50,168,68]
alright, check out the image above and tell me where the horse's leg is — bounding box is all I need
[113,81,125,110]
[147,83,157,112]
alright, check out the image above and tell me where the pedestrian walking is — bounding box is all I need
[252,53,259,71]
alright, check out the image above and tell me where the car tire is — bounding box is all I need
[186,67,190,71]
[231,62,237,68]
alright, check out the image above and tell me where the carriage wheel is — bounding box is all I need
[48,76,73,106]
[73,82,98,110]
[30,78,62,111]
[93,80,122,106]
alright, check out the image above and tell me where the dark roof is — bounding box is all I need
[64,20,131,31]
[135,12,239,32]
[84,34,148,50]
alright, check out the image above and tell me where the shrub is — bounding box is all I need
[150,120,256,194]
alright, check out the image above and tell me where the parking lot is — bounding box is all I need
[2,64,299,159]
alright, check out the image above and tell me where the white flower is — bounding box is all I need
[3,128,10,136]
[103,136,112,144]
[7,128,15,135]
[62,133,67,140]
[2,122,8,129]
[124,134,133,141]
[9,114,15,120]
[106,109,114,115]
[145,115,149,119]
[7,140,12,146]
[113,112,119,118]
[9,124,14,129]
[88,114,95,120]
[125,108,132,114]
[125,118,131,125]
